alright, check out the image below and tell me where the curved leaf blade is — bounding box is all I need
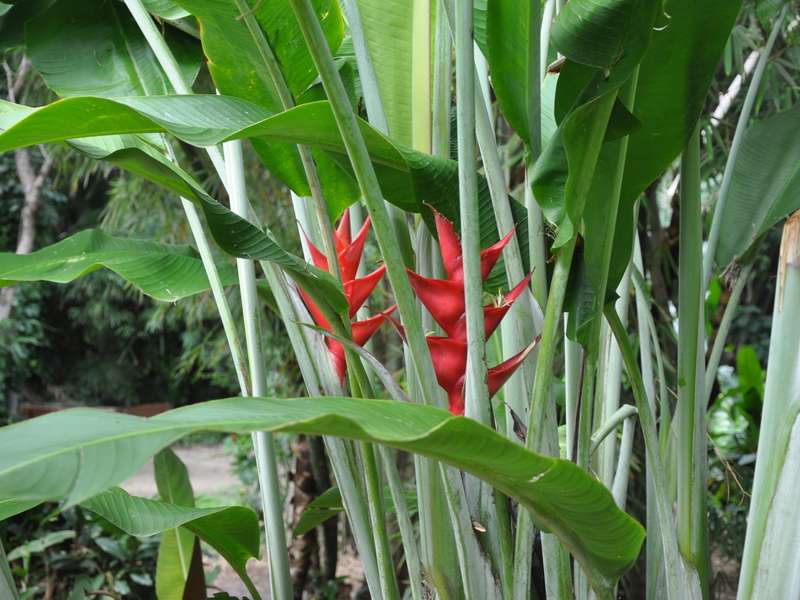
[26,0,200,98]
[714,105,800,269]
[0,229,236,302]
[0,95,529,289]
[0,396,644,592]
[83,487,261,599]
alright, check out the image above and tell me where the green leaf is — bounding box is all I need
[354,0,414,146]
[714,105,800,269]
[26,0,201,98]
[0,229,237,302]
[487,0,539,147]
[6,531,75,561]
[141,0,190,20]
[0,0,52,52]
[0,95,528,290]
[154,449,196,600]
[0,397,645,593]
[293,486,343,537]
[533,0,660,248]
[609,0,741,289]
[173,0,354,216]
[82,487,261,600]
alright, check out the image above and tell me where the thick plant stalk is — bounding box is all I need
[597,266,633,487]
[702,7,786,288]
[454,0,490,424]
[606,307,701,599]
[232,0,341,278]
[632,236,666,600]
[676,130,707,584]
[564,326,583,460]
[224,141,293,600]
[0,539,18,600]
[737,212,800,599]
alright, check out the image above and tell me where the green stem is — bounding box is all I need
[605,307,694,599]
[702,7,786,288]
[455,0,490,420]
[677,129,706,573]
[361,441,401,600]
[0,539,18,600]
[224,140,293,600]
[525,237,576,450]
[380,447,424,600]
[289,0,442,410]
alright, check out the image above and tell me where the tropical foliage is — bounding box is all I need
[1,0,799,599]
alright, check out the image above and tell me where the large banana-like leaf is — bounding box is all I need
[0,397,644,594]
[0,96,529,289]
[0,229,236,302]
[153,449,199,600]
[26,0,200,97]
[352,0,414,146]
[173,0,355,215]
[487,0,539,149]
[0,107,347,315]
[541,0,740,341]
[714,105,800,269]
[608,0,741,288]
[82,487,261,600]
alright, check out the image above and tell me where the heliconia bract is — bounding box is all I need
[402,210,538,415]
[297,209,395,382]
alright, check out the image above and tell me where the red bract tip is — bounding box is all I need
[339,216,371,282]
[304,233,329,271]
[487,338,539,397]
[334,209,351,251]
[345,264,387,318]
[433,209,463,280]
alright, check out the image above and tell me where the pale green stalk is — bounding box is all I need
[224,141,293,599]
[590,404,638,455]
[379,447,423,600]
[123,0,248,392]
[564,326,583,460]
[439,464,502,599]
[231,23,400,586]
[703,261,753,404]
[611,415,636,508]
[737,213,800,599]
[412,0,432,153]
[598,265,633,487]
[360,442,401,600]
[632,236,666,600]
[605,307,700,599]
[290,0,441,405]
[455,0,490,422]
[0,540,18,600]
[540,0,556,77]
[123,4,293,592]
[702,7,786,288]
[233,0,340,279]
[676,130,707,580]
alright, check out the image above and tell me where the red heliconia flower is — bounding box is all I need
[404,210,538,415]
[297,210,395,382]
